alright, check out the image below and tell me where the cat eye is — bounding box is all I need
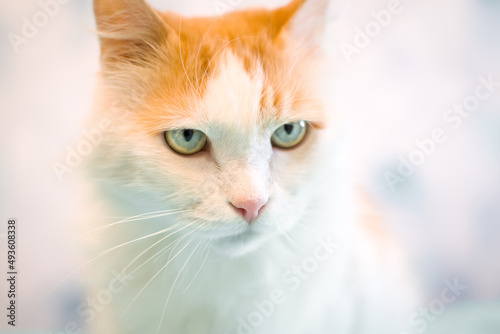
[271,121,308,149]
[164,129,207,155]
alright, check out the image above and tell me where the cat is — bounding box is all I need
[82,0,419,333]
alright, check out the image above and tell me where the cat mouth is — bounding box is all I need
[215,229,255,241]
[212,228,268,248]
[208,227,273,257]
[203,225,255,242]
[188,217,272,250]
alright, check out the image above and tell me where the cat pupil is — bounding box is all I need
[284,124,294,135]
[183,129,194,142]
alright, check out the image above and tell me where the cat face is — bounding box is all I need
[93,0,334,256]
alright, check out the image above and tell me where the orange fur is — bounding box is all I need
[94,0,327,137]
[88,2,420,332]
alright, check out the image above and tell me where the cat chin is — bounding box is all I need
[210,229,270,257]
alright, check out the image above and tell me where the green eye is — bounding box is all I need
[271,121,308,149]
[164,129,207,155]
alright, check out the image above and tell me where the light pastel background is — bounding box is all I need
[1,0,500,332]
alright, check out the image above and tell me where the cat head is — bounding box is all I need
[92,0,337,256]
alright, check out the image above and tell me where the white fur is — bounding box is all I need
[83,52,418,334]
[84,1,419,331]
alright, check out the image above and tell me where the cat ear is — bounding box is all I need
[93,0,174,65]
[273,0,331,47]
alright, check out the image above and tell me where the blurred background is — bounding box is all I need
[1,0,499,332]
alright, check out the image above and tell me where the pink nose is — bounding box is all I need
[231,198,268,224]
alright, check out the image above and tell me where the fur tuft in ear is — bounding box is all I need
[93,0,174,70]
[275,0,331,47]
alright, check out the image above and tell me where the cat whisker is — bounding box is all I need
[178,232,212,283]
[118,221,209,319]
[156,234,185,263]
[274,50,300,99]
[183,236,213,294]
[160,221,210,262]
[119,220,191,275]
[177,18,203,99]
[39,224,179,302]
[201,35,257,82]
[152,221,206,264]
[156,240,202,334]
[194,17,219,85]
[80,209,188,239]
[116,239,194,323]
[122,220,209,283]
[93,224,184,259]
